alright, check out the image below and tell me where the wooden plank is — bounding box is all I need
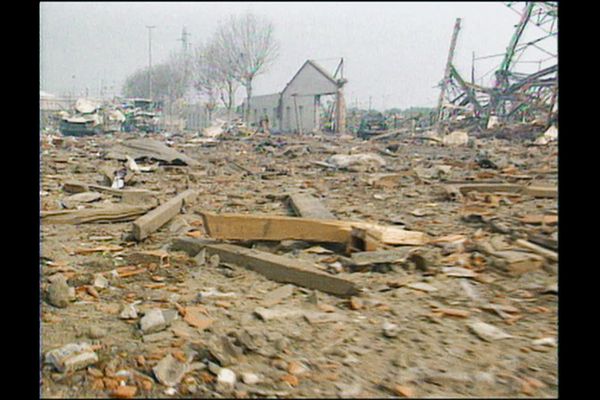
[201,212,351,243]
[204,243,360,297]
[42,204,152,225]
[132,190,197,241]
[475,241,545,275]
[287,193,335,219]
[367,225,428,246]
[366,172,420,188]
[448,182,557,199]
[348,227,381,252]
[527,234,558,251]
[522,185,558,198]
[62,180,157,201]
[519,214,558,226]
[456,183,523,195]
[350,248,414,266]
[491,250,545,275]
[200,212,428,246]
[514,239,558,262]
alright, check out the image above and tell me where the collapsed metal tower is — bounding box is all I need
[436,2,558,130]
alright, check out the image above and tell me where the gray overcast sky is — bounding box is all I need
[40,1,557,110]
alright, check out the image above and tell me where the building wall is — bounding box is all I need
[281,94,318,133]
[279,62,338,132]
[246,93,280,129]
[244,61,340,133]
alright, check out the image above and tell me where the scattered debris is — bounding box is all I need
[442,130,469,146]
[140,308,177,333]
[105,138,199,166]
[216,368,236,388]
[153,354,189,387]
[468,320,514,342]
[119,304,138,320]
[41,64,558,399]
[45,342,98,372]
[326,153,387,170]
[382,321,400,338]
[46,274,73,308]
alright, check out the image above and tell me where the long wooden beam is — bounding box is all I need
[445,183,557,199]
[200,212,428,246]
[204,243,360,297]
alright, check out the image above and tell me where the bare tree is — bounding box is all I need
[193,43,219,122]
[194,39,240,122]
[166,51,193,102]
[123,55,191,102]
[215,12,279,123]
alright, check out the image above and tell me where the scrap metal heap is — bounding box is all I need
[436,2,558,134]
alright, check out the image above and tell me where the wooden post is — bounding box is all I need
[335,87,346,134]
[436,18,462,129]
[293,94,301,135]
[314,95,320,132]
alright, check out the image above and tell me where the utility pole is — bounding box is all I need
[471,51,475,84]
[146,25,156,99]
[435,17,461,127]
[178,26,192,104]
[177,26,191,54]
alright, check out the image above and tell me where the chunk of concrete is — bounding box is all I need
[153,354,189,387]
[45,342,98,372]
[140,309,167,333]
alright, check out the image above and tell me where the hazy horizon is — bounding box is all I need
[40,2,557,110]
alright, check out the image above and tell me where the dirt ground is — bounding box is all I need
[40,130,558,398]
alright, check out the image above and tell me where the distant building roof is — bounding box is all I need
[243,59,342,106]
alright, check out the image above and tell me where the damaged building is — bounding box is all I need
[242,59,347,134]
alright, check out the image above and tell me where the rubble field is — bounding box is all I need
[41,130,558,398]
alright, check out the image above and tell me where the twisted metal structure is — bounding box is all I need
[436,2,557,130]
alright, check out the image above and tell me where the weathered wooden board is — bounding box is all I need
[522,185,558,198]
[132,190,197,241]
[445,183,557,199]
[201,212,428,246]
[456,183,523,194]
[514,239,558,262]
[62,180,157,202]
[201,213,351,243]
[204,243,360,297]
[42,204,152,225]
[287,193,335,220]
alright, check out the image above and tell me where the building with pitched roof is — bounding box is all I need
[242,59,347,133]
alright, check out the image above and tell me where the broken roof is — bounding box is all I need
[281,59,340,96]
